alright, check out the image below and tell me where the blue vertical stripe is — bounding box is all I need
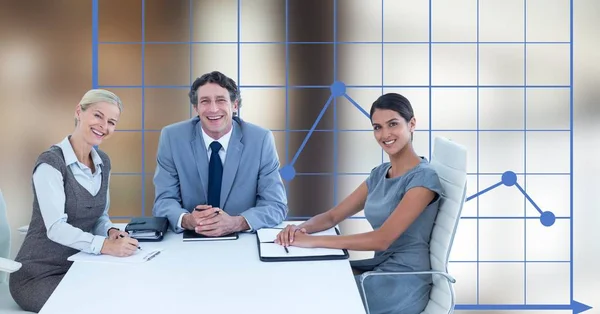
[284,0,290,196]
[237,0,241,117]
[475,0,480,304]
[92,0,98,88]
[523,0,528,303]
[381,0,384,165]
[189,0,193,118]
[333,0,338,205]
[428,0,432,160]
[568,0,574,302]
[141,0,146,216]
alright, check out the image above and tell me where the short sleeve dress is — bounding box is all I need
[351,157,443,314]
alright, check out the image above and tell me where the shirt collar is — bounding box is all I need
[201,123,233,153]
[57,136,103,167]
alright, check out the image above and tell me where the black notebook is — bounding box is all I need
[124,217,169,242]
[183,229,238,241]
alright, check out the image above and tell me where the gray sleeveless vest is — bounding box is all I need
[10,145,110,303]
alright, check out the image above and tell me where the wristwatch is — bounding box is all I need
[107,227,120,237]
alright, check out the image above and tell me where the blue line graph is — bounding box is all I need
[466,171,556,226]
[272,81,588,312]
[92,0,590,312]
[280,84,557,228]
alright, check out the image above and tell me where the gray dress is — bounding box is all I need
[351,158,443,314]
[9,146,110,313]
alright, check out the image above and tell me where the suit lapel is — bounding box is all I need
[220,121,243,208]
[191,122,209,201]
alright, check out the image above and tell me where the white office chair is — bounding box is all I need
[0,189,34,313]
[358,136,468,314]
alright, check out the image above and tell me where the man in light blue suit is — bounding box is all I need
[152,71,288,236]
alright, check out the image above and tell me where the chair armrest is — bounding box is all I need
[360,270,456,283]
[358,270,456,314]
[0,257,22,273]
[18,225,29,235]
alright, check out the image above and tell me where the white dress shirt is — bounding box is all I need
[32,136,114,255]
[176,124,252,232]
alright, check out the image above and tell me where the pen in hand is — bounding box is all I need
[119,234,142,250]
[284,246,289,254]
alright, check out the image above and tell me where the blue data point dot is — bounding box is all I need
[330,81,346,97]
[501,171,517,186]
[540,211,556,227]
[279,165,296,181]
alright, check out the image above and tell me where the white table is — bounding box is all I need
[40,223,366,314]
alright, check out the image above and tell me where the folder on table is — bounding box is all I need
[125,217,169,242]
[256,227,349,262]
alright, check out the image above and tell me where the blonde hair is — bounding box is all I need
[75,89,123,126]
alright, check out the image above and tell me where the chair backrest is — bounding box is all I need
[423,137,468,314]
[0,189,11,283]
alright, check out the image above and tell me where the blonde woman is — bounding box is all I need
[9,89,139,312]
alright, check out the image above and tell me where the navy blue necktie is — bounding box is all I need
[207,141,223,208]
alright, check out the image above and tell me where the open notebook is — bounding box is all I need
[67,248,163,264]
[256,227,348,262]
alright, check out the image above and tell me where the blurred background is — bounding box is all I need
[0,0,598,312]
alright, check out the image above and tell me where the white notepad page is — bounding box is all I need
[257,227,345,258]
[67,248,163,264]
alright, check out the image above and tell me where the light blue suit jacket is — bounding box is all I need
[152,116,288,232]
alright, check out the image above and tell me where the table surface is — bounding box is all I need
[40,222,367,314]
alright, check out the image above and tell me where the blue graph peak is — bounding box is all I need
[467,172,557,227]
[330,81,346,97]
[501,171,517,186]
